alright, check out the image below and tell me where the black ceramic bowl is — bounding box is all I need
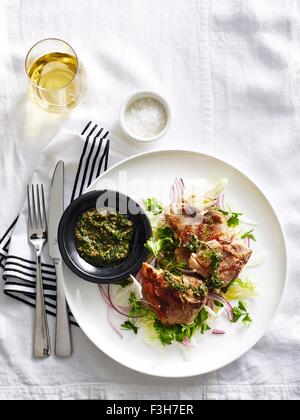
[58,190,152,284]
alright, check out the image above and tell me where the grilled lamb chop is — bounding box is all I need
[165,206,228,245]
[189,239,252,286]
[140,263,207,325]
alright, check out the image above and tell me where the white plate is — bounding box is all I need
[62,150,287,378]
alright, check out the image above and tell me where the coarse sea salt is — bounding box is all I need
[124,98,167,138]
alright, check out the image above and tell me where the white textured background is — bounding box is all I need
[0,0,299,400]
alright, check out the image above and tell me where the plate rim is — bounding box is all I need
[64,148,288,378]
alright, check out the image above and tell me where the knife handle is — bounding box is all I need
[55,260,72,357]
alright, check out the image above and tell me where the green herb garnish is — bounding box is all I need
[145,226,183,273]
[144,197,164,215]
[241,229,256,241]
[233,300,252,325]
[122,293,210,345]
[227,212,242,227]
[217,208,242,228]
[121,320,138,334]
[198,245,224,290]
[145,226,178,258]
[184,308,210,339]
[144,237,164,258]
[153,308,210,346]
[128,293,151,318]
[163,270,208,297]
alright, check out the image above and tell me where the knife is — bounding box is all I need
[49,161,72,357]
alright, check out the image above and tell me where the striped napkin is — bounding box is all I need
[0,121,136,319]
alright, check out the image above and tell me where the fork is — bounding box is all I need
[27,185,51,358]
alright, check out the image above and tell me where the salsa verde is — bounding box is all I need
[75,208,134,267]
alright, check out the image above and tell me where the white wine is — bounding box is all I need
[28,52,77,89]
[27,52,81,112]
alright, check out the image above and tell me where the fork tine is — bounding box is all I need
[36,185,43,229]
[32,185,38,229]
[41,184,47,229]
[27,185,33,228]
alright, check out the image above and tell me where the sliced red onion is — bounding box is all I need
[170,178,185,205]
[182,337,201,348]
[99,285,111,307]
[244,236,251,248]
[212,329,226,335]
[170,185,176,205]
[207,292,234,321]
[106,307,123,339]
[179,177,185,189]
[177,178,185,203]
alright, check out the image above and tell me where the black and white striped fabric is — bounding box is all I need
[0,121,111,322]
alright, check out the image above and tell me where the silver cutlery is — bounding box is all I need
[49,161,72,357]
[27,184,51,358]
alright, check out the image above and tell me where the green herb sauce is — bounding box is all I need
[163,271,208,298]
[200,245,224,290]
[75,208,134,267]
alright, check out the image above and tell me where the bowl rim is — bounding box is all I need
[58,189,152,283]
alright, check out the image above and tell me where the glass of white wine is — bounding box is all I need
[25,38,87,113]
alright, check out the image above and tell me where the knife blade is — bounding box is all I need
[49,161,64,259]
[49,161,72,357]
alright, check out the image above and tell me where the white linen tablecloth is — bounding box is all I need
[0,0,299,400]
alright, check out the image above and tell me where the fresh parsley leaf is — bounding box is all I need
[233,300,252,325]
[156,226,178,248]
[153,308,210,345]
[233,306,243,322]
[144,197,164,215]
[153,320,177,345]
[241,229,256,241]
[218,208,242,227]
[145,237,164,257]
[145,226,178,257]
[200,323,211,334]
[121,320,138,334]
[227,212,242,227]
[238,300,248,312]
[145,226,179,271]
[242,313,252,326]
[217,209,230,215]
[128,293,151,318]
[195,307,209,325]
